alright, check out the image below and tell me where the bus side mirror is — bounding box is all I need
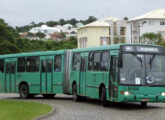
[118,54,123,68]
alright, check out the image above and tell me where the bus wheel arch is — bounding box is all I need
[19,82,30,99]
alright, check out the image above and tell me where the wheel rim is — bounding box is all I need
[22,87,27,95]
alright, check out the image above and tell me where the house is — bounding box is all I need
[127,9,165,43]
[49,32,63,41]
[30,25,60,34]
[77,17,126,48]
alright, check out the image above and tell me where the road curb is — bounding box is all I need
[32,107,55,120]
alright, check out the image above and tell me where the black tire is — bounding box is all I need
[29,94,35,98]
[101,87,108,107]
[19,84,30,99]
[141,102,147,107]
[73,84,79,102]
[42,94,56,98]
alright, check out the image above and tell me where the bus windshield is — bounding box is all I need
[120,53,165,86]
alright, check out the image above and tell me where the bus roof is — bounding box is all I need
[0,43,162,59]
[0,50,65,59]
[71,43,162,53]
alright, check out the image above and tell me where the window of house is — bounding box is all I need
[103,37,107,45]
[72,54,81,71]
[54,55,62,72]
[100,37,110,46]
[93,52,101,71]
[17,57,26,72]
[160,21,165,25]
[0,59,4,73]
[149,21,154,25]
[26,56,39,72]
[100,51,109,71]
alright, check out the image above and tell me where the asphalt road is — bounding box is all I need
[0,93,165,120]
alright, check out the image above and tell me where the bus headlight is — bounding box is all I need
[124,91,130,96]
[161,93,165,96]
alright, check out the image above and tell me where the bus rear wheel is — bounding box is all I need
[42,94,55,98]
[19,84,30,99]
[101,87,108,107]
[73,84,79,101]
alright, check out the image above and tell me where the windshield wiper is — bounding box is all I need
[149,54,156,69]
[131,52,143,68]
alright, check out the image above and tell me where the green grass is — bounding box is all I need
[0,100,52,120]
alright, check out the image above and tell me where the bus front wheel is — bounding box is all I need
[101,87,108,107]
[19,84,30,99]
[73,84,79,102]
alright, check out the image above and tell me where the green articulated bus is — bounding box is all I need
[0,44,165,106]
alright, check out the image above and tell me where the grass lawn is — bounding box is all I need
[0,100,52,120]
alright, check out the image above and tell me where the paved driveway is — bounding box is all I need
[0,93,165,120]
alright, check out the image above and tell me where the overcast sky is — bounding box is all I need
[0,0,164,27]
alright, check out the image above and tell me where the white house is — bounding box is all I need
[30,25,60,34]
[127,9,165,43]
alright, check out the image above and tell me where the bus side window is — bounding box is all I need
[93,52,101,71]
[100,51,109,71]
[72,54,81,71]
[54,55,62,72]
[88,52,93,70]
[17,57,26,72]
[0,59,4,73]
[26,56,39,72]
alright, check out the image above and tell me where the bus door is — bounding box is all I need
[41,57,53,93]
[80,57,87,95]
[109,56,119,101]
[5,60,16,93]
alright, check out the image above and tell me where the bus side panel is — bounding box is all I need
[16,73,41,94]
[53,54,64,94]
[0,73,5,93]
[86,71,99,99]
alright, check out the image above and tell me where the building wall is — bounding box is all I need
[127,19,165,43]
[78,27,110,48]
[78,26,126,48]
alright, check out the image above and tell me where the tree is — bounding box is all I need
[86,16,97,24]
[27,32,35,37]
[123,17,128,20]
[59,19,66,25]
[36,32,46,39]
[141,33,159,44]
[46,21,58,27]
[68,18,78,26]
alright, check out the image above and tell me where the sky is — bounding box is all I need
[0,0,164,27]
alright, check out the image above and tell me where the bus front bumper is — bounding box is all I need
[118,95,165,102]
